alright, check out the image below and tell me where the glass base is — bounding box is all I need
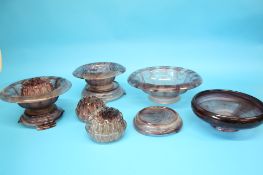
[82,83,125,102]
[19,105,63,130]
[149,95,180,104]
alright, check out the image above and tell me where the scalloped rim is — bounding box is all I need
[0,76,72,103]
[73,62,126,80]
[128,66,202,92]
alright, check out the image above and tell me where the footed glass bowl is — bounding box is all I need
[128,66,202,104]
[191,89,263,132]
[0,76,71,130]
[73,62,126,102]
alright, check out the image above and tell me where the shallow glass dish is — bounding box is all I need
[128,66,202,104]
[134,106,182,135]
[191,89,263,132]
[73,62,126,102]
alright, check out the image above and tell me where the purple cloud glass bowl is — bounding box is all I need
[128,66,202,104]
[191,89,263,132]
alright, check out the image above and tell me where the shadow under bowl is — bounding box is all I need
[191,89,263,132]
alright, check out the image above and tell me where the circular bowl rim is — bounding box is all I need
[0,76,72,103]
[73,62,126,80]
[137,106,178,126]
[134,106,183,135]
[191,89,263,124]
[128,66,202,92]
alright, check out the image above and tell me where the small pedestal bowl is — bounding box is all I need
[191,90,263,132]
[73,62,126,102]
[128,66,202,104]
[0,76,71,130]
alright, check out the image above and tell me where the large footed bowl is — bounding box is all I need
[191,89,263,132]
[128,66,202,104]
[0,76,71,130]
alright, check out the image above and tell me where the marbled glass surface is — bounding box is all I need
[0,1,263,175]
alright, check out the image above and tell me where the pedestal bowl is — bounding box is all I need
[0,76,71,130]
[73,62,126,102]
[191,89,263,132]
[128,66,202,104]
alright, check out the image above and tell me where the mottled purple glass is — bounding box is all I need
[191,89,263,132]
[0,76,71,130]
[134,106,182,135]
[128,66,202,104]
[73,62,126,102]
